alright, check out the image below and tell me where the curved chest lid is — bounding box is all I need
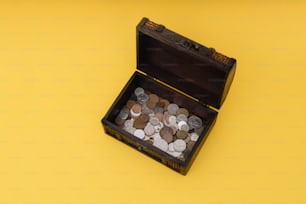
[136,18,236,109]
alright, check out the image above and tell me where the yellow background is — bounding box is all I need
[1,1,306,203]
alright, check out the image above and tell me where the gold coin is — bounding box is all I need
[176,130,188,139]
[176,108,189,117]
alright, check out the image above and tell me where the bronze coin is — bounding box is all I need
[126,100,136,109]
[160,127,174,143]
[159,98,170,110]
[133,118,146,129]
[138,113,149,123]
[146,100,156,109]
[131,103,142,114]
[133,113,149,129]
[187,141,196,151]
[176,108,189,117]
[176,130,188,139]
[115,115,125,126]
[149,94,159,103]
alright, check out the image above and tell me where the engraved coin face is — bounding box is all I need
[124,119,134,128]
[160,126,174,143]
[173,139,187,152]
[134,87,144,96]
[176,108,189,117]
[187,115,203,129]
[144,123,155,136]
[167,103,179,115]
[176,114,187,123]
[149,117,160,126]
[168,142,175,152]
[134,129,145,139]
[125,126,136,135]
[137,93,149,104]
[190,132,199,142]
[118,110,129,120]
[153,138,168,151]
[176,130,188,139]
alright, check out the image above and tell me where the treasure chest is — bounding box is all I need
[101,17,236,175]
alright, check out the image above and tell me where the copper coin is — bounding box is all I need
[155,112,164,121]
[126,100,136,109]
[176,130,188,139]
[131,103,142,114]
[160,127,174,143]
[149,94,159,103]
[133,113,149,129]
[176,108,189,117]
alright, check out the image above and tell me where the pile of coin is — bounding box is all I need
[114,87,204,160]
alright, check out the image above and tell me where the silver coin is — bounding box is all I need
[124,119,134,128]
[124,126,136,135]
[153,138,168,152]
[176,114,187,123]
[167,103,179,115]
[166,150,182,158]
[154,122,164,133]
[149,117,160,126]
[144,123,155,136]
[137,93,149,104]
[187,115,203,129]
[134,129,145,139]
[118,111,128,120]
[152,133,162,141]
[190,132,199,142]
[173,139,186,152]
[168,115,177,125]
[168,142,175,152]
[154,106,164,113]
[134,87,144,96]
[142,103,153,114]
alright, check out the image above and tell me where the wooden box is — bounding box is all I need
[101,17,236,175]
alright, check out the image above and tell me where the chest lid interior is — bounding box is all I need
[136,18,236,109]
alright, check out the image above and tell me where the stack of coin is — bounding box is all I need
[113,87,205,160]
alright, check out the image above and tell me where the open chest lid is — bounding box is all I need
[136,18,236,109]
